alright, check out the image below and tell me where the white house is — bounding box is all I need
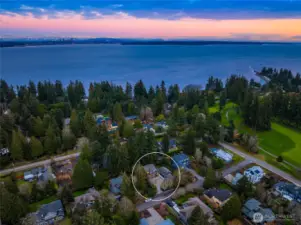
[244,166,264,184]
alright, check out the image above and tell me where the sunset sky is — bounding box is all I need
[1,0,301,41]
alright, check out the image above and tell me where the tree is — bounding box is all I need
[121,173,135,200]
[44,126,60,155]
[10,130,23,161]
[70,110,81,137]
[160,178,174,191]
[113,102,124,123]
[83,109,96,137]
[134,164,147,192]
[94,171,109,189]
[236,176,254,197]
[30,136,44,158]
[118,197,135,218]
[59,185,74,206]
[182,129,196,155]
[212,157,224,170]
[72,158,94,190]
[125,82,133,99]
[0,185,28,225]
[62,127,77,150]
[122,120,134,138]
[188,206,205,225]
[221,194,241,222]
[32,117,45,137]
[83,210,105,225]
[198,142,209,157]
[203,168,217,189]
[162,133,169,153]
[133,119,143,129]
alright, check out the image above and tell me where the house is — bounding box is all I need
[158,139,177,151]
[34,200,65,225]
[140,207,174,225]
[204,189,232,208]
[180,197,214,221]
[0,148,9,156]
[155,121,169,130]
[244,166,265,184]
[125,115,138,122]
[143,124,155,133]
[144,164,158,178]
[24,167,47,181]
[172,153,190,168]
[158,167,173,179]
[110,176,123,194]
[53,159,74,186]
[210,148,233,163]
[73,188,100,210]
[232,173,243,186]
[274,182,301,203]
[242,198,275,224]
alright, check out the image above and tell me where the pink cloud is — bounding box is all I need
[1,10,301,40]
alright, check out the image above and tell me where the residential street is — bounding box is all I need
[219,142,301,186]
[0,152,80,176]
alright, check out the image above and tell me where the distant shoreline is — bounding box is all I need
[0,39,295,48]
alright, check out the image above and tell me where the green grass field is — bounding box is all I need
[216,102,301,168]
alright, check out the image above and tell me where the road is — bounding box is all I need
[219,142,301,186]
[0,152,80,176]
[222,159,252,177]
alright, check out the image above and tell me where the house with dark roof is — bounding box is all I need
[0,148,9,156]
[34,200,65,225]
[73,188,100,211]
[274,182,301,203]
[204,189,232,208]
[110,176,123,194]
[242,198,275,224]
[172,153,190,168]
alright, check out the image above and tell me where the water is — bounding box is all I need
[1,44,301,89]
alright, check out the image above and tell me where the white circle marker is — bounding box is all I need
[131,151,181,202]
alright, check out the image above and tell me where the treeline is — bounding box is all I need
[225,74,301,130]
[259,67,301,92]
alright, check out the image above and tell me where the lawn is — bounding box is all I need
[59,218,72,225]
[257,123,301,167]
[174,193,195,205]
[221,101,301,167]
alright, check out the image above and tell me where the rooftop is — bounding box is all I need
[110,176,123,194]
[204,189,232,202]
[36,200,64,222]
[125,115,138,120]
[144,164,157,173]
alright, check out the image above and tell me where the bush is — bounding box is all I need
[212,157,224,169]
[94,171,109,189]
[277,156,283,162]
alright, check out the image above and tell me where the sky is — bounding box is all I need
[1,0,301,41]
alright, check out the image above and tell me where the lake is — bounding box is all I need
[2,44,301,89]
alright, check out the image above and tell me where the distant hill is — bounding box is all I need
[0,38,293,48]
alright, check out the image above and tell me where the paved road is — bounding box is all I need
[219,142,301,186]
[222,159,252,177]
[0,152,80,176]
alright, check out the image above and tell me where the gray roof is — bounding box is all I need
[204,189,232,202]
[144,164,157,173]
[243,198,261,211]
[36,200,64,222]
[158,167,172,178]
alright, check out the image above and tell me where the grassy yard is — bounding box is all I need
[59,218,72,225]
[174,193,195,205]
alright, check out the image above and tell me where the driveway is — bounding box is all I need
[222,159,252,177]
[219,142,301,186]
[149,175,164,194]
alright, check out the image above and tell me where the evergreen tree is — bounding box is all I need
[72,158,94,190]
[187,206,205,225]
[125,82,133,99]
[30,136,44,158]
[122,120,134,138]
[59,185,74,206]
[113,102,124,123]
[10,130,23,161]
[203,168,217,189]
[182,129,196,155]
[121,173,136,200]
[70,110,81,137]
[162,133,170,153]
[148,86,156,103]
[62,127,76,150]
[221,194,241,222]
[83,109,96,137]
[32,117,45,137]
[44,126,60,155]
[28,80,37,96]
